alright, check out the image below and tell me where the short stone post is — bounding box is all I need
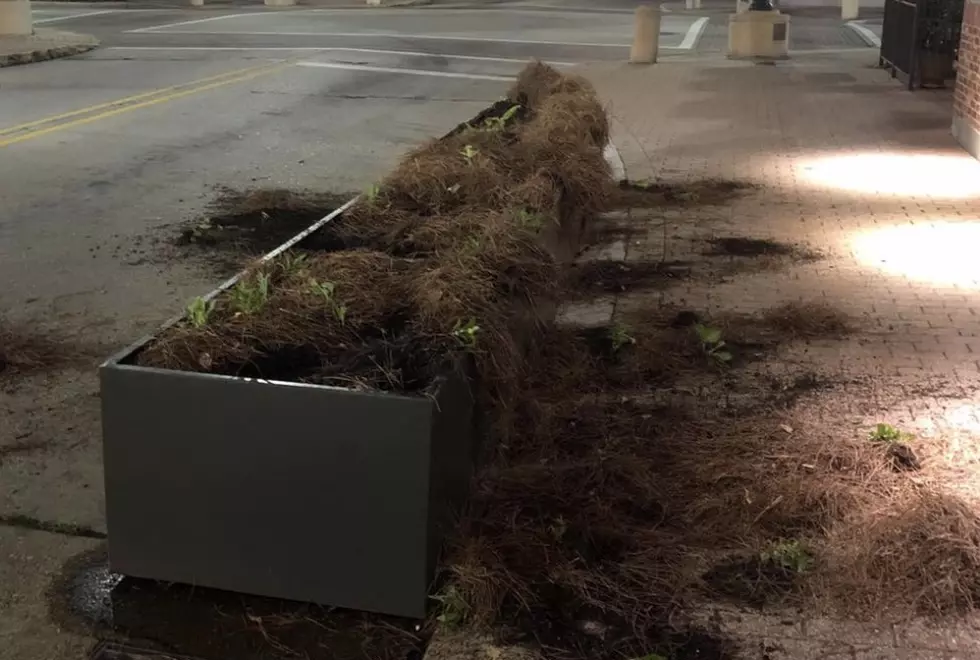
[842,0,859,20]
[0,0,32,36]
[629,4,661,64]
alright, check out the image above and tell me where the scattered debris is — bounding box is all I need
[762,301,853,338]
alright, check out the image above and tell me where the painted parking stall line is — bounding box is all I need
[33,10,118,24]
[295,61,514,81]
[106,46,576,66]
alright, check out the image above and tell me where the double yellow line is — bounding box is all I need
[0,60,290,148]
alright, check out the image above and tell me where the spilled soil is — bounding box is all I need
[48,546,424,660]
[704,236,820,261]
[0,320,91,386]
[615,179,758,208]
[566,260,691,295]
[176,188,354,259]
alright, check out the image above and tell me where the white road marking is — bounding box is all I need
[845,20,881,47]
[128,12,266,34]
[296,60,513,81]
[33,9,117,24]
[106,46,575,66]
[133,29,694,48]
[677,16,709,50]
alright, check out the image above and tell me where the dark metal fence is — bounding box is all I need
[880,0,963,89]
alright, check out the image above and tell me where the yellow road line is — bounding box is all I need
[0,61,285,138]
[0,63,290,149]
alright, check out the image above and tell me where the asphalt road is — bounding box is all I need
[0,4,711,658]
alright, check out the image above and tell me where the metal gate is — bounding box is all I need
[880,0,964,89]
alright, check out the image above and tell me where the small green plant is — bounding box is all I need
[460,144,479,163]
[230,272,271,315]
[279,252,309,276]
[186,296,215,328]
[516,209,545,232]
[333,303,347,325]
[869,423,914,444]
[431,585,468,628]
[481,104,522,131]
[609,323,635,352]
[364,183,381,203]
[452,319,481,347]
[548,515,568,541]
[309,278,346,324]
[308,278,336,302]
[693,323,732,365]
[761,539,813,574]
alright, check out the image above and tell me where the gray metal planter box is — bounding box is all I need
[101,349,474,619]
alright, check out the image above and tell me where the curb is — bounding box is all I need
[603,142,627,185]
[0,31,99,68]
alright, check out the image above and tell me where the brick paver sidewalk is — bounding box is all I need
[574,52,980,660]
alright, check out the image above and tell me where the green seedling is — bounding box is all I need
[760,539,813,574]
[186,296,215,328]
[280,252,309,276]
[482,104,522,131]
[548,515,568,541]
[869,423,914,444]
[309,278,336,302]
[452,319,481,347]
[365,183,382,203]
[693,323,732,365]
[309,278,346,324]
[431,585,468,628]
[333,303,347,325]
[230,272,271,316]
[460,144,479,162]
[517,209,545,232]
[609,323,635,353]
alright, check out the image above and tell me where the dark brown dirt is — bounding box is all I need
[704,237,820,260]
[566,260,690,295]
[0,321,84,382]
[762,301,853,339]
[703,556,801,609]
[887,443,921,471]
[445,98,531,139]
[47,546,424,660]
[614,179,757,209]
[176,188,353,257]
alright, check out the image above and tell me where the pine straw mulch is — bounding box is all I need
[136,62,612,403]
[436,291,980,656]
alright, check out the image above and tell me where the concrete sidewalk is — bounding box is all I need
[572,52,980,659]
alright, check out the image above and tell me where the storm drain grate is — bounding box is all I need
[89,642,206,660]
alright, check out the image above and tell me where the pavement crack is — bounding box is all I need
[0,513,107,540]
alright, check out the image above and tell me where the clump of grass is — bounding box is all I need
[762,301,853,338]
[693,323,732,365]
[868,422,913,444]
[761,539,814,574]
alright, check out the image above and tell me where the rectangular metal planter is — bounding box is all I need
[101,350,474,619]
[100,102,596,620]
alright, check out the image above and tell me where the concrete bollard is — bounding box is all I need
[0,0,32,36]
[685,0,702,8]
[629,4,661,64]
[841,0,859,20]
[189,0,204,6]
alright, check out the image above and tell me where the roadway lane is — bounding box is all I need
[1,0,710,572]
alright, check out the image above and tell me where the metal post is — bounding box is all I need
[630,4,662,64]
